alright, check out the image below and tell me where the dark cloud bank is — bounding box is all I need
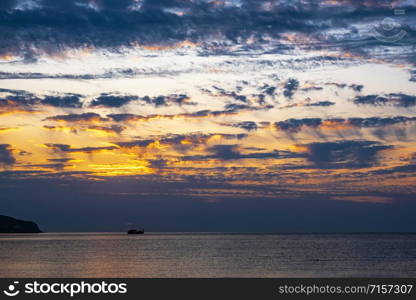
[0,0,415,58]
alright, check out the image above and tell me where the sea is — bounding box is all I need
[0,233,415,278]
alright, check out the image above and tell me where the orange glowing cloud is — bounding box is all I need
[332,196,393,204]
[43,125,125,136]
[0,109,40,116]
[321,120,354,131]
[88,162,153,176]
[0,127,21,133]
[0,54,16,61]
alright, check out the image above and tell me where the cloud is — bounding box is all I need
[332,196,393,204]
[90,93,194,108]
[203,86,249,103]
[1,0,412,59]
[90,94,139,108]
[141,94,195,107]
[44,143,118,153]
[259,84,277,97]
[147,158,168,169]
[115,133,248,151]
[0,66,201,80]
[274,116,416,133]
[0,127,21,133]
[1,88,195,111]
[47,158,76,163]
[202,85,271,106]
[115,139,154,149]
[209,144,246,160]
[43,124,125,136]
[1,88,83,110]
[205,144,281,161]
[0,69,138,80]
[0,87,40,114]
[0,0,16,10]
[370,163,416,176]
[300,86,324,92]
[29,163,68,171]
[350,84,364,92]
[304,101,335,107]
[347,116,416,127]
[410,70,416,82]
[107,104,273,123]
[353,93,416,107]
[275,118,322,133]
[228,121,259,132]
[277,98,335,110]
[325,82,364,92]
[85,125,126,135]
[42,94,84,108]
[283,78,299,99]
[0,144,16,167]
[44,113,108,123]
[179,144,295,162]
[299,140,393,169]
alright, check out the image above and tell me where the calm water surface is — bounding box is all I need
[0,233,415,277]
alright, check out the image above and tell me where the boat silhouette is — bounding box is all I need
[127,228,144,234]
[126,222,144,234]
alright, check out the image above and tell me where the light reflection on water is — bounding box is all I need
[0,233,415,278]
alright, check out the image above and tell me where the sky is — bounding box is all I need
[0,0,416,232]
